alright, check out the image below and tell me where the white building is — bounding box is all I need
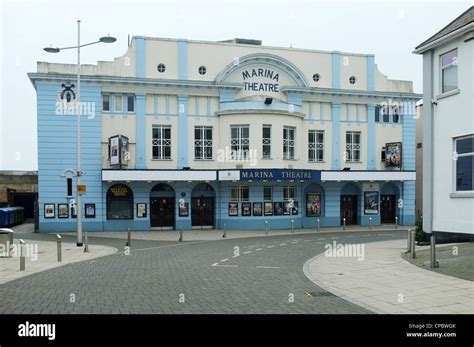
[414,6,474,241]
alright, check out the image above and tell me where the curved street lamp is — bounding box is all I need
[44,20,116,246]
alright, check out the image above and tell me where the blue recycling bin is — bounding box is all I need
[0,208,9,228]
[0,207,24,227]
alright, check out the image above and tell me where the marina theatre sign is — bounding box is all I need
[240,169,321,181]
[242,68,279,92]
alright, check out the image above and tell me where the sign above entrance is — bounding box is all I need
[240,169,321,181]
[242,68,279,93]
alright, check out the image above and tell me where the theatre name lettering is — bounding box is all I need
[240,169,321,181]
[242,68,279,92]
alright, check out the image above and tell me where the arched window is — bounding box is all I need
[107,184,133,220]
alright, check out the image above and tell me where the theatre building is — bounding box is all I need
[29,37,420,232]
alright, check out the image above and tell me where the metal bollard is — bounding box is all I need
[407,229,411,252]
[19,239,25,271]
[430,234,439,268]
[343,218,346,231]
[127,228,131,247]
[56,234,62,262]
[369,217,372,230]
[317,218,320,232]
[410,230,416,259]
[223,223,227,238]
[179,227,183,242]
[265,221,268,235]
[395,216,398,229]
[291,219,294,233]
[84,231,89,253]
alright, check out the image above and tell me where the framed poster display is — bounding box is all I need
[179,203,189,217]
[364,192,379,215]
[242,202,251,216]
[253,202,263,216]
[44,204,55,219]
[264,202,273,216]
[228,202,238,216]
[58,204,69,218]
[137,203,147,218]
[85,203,96,218]
[306,193,321,217]
[283,201,291,215]
[292,201,299,215]
[273,202,283,216]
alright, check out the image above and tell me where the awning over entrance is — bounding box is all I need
[321,171,416,181]
[102,170,217,182]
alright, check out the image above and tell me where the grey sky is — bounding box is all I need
[0,0,471,171]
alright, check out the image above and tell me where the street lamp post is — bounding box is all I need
[44,20,116,246]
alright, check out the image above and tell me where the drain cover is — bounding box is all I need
[305,291,335,297]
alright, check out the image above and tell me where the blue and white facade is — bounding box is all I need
[30,37,420,232]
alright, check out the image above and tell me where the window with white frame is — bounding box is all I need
[262,125,271,159]
[231,125,249,160]
[103,94,110,112]
[263,186,272,201]
[454,135,473,192]
[283,186,295,201]
[114,95,123,112]
[230,186,249,201]
[308,130,324,162]
[441,49,458,94]
[346,131,361,162]
[194,126,213,160]
[152,126,171,160]
[127,95,135,112]
[283,126,295,160]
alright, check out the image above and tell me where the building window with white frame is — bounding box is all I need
[262,125,271,159]
[346,131,361,162]
[308,130,324,162]
[454,134,473,192]
[127,95,135,113]
[263,186,272,201]
[194,126,213,160]
[230,186,249,201]
[103,94,110,112]
[441,49,458,94]
[152,125,171,160]
[283,126,295,160]
[114,94,123,112]
[283,186,295,201]
[230,125,249,160]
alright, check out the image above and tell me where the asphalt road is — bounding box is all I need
[0,230,406,314]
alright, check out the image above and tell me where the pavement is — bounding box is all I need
[304,239,474,314]
[0,239,117,285]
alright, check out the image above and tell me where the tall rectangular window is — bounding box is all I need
[262,125,271,159]
[308,130,324,162]
[441,49,458,93]
[454,135,473,192]
[374,105,380,122]
[115,95,123,112]
[152,126,171,160]
[231,186,249,201]
[103,94,110,112]
[283,126,295,160]
[127,95,135,112]
[263,186,272,201]
[283,186,295,201]
[231,125,249,160]
[346,131,361,162]
[194,126,213,160]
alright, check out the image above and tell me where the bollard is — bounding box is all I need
[179,227,183,242]
[407,229,411,252]
[430,234,439,268]
[127,228,131,247]
[223,223,227,238]
[410,230,416,259]
[19,239,25,271]
[265,221,268,235]
[395,216,398,229]
[291,219,294,233]
[317,218,320,232]
[57,234,62,262]
[369,217,372,230]
[343,218,346,231]
[84,231,89,253]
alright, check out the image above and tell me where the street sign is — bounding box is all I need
[77,184,86,194]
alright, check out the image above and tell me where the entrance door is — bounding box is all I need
[381,195,396,223]
[191,197,214,228]
[340,195,358,225]
[150,197,175,229]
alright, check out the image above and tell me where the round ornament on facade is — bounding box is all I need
[157,63,166,73]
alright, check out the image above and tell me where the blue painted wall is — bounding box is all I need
[331,102,341,170]
[177,95,189,169]
[135,36,145,78]
[135,93,147,169]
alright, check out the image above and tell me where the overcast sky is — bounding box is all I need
[0,0,471,171]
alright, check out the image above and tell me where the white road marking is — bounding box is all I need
[256,248,263,251]
[280,243,287,246]
[213,264,238,268]
[317,238,325,241]
[331,237,340,239]
[243,251,252,254]
[221,258,229,262]
[211,263,219,266]
[256,266,280,269]
[291,241,298,244]
[267,245,275,248]
[303,240,312,242]
[232,255,239,258]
